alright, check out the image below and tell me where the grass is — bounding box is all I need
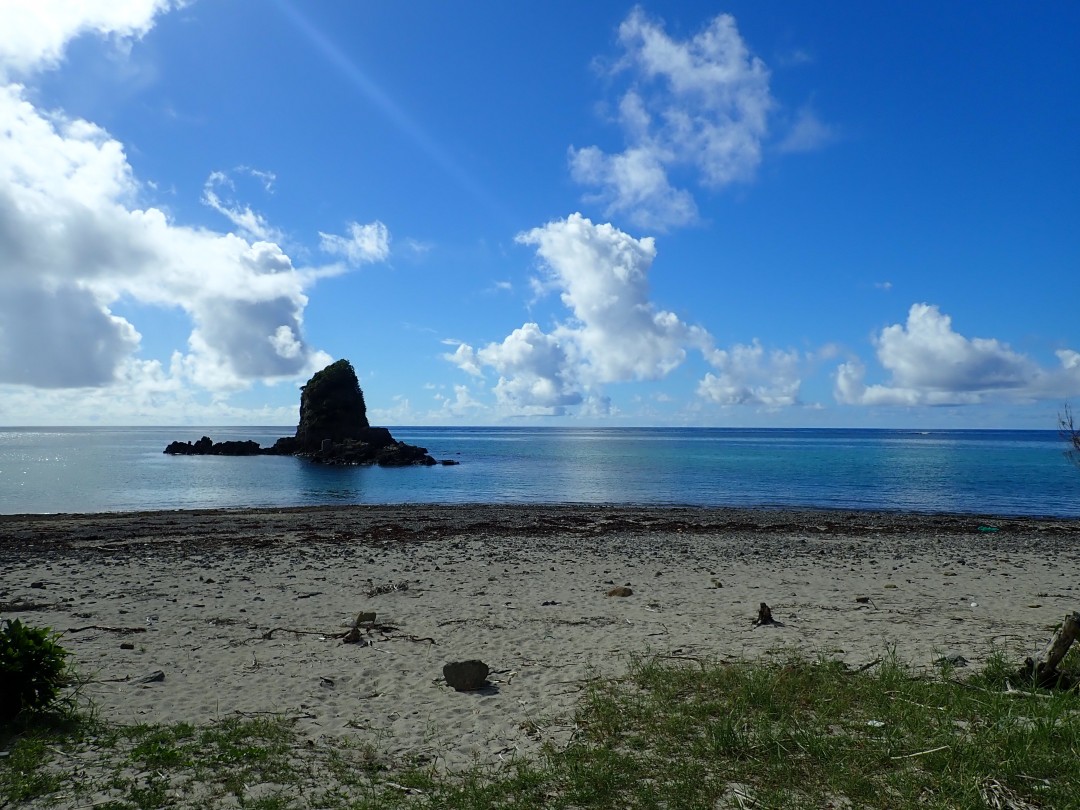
[2,649,1078,809]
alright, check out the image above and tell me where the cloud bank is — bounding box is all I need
[835,304,1080,406]
[446,213,803,416]
[0,2,388,403]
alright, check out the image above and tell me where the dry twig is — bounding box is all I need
[64,625,147,635]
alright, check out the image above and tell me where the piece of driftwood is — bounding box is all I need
[1017,611,1079,689]
[752,602,782,627]
[64,625,147,635]
[365,580,409,598]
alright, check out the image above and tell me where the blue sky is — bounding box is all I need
[1,1,1077,427]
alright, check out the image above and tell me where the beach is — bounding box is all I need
[2,505,1078,772]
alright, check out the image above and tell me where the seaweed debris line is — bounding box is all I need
[164,359,458,467]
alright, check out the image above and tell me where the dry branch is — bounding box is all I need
[64,625,147,635]
[1017,611,1080,689]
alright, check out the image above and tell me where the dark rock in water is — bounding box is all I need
[164,359,447,467]
[163,438,200,455]
[211,440,262,456]
[299,426,436,467]
[294,359,369,449]
[164,437,262,456]
[267,435,300,455]
[443,659,490,691]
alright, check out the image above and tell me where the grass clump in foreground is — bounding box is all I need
[2,650,1078,809]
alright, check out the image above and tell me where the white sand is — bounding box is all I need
[2,505,1077,772]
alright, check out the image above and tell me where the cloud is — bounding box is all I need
[0,8,340,394]
[434,384,483,417]
[570,7,772,230]
[202,170,282,242]
[774,48,814,68]
[0,282,140,387]
[402,237,433,257]
[447,214,807,417]
[443,342,483,378]
[446,214,718,415]
[477,323,583,414]
[699,341,801,406]
[0,357,302,426]
[0,0,175,78]
[319,221,391,265]
[777,106,837,153]
[570,145,698,231]
[519,213,708,383]
[835,303,1080,406]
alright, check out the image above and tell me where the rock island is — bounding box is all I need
[164,360,455,466]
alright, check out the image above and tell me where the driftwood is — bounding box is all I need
[752,602,783,627]
[365,580,409,598]
[258,615,434,646]
[1017,611,1080,689]
[64,625,147,635]
[0,600,58,612]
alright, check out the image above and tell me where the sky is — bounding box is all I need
[1,1,1078,428]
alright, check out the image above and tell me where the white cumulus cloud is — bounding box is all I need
[475,323,582,414]
[447,214,807,417]
[570,8,772,230]
[835,303,1080,406]
[0,0,175,77]
[443,342,483,378]
[517,213,707,385]
[0,3,386,399]
[446,214,720,415]
[699,341,802,407]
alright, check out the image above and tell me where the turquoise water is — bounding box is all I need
[0,427,1078,517]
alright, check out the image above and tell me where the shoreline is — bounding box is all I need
[3,504,1078,772]
[4,501,1079,541]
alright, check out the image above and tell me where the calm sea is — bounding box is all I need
[0,427,1078,517]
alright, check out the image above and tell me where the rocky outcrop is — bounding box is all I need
[283,426,439,467]
[163,437,262,456]
[164,360,452,467]
[294,359,370,448]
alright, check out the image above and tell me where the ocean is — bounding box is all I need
[0,426,1078,517]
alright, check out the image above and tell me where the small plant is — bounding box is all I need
[1061,402,1080,467]
[0,618,71,723]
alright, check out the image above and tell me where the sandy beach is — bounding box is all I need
[2,505,1078,772]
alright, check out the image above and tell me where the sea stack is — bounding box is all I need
[165,359,450,466]
[268,359,436,465]
[294,359,370,447]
